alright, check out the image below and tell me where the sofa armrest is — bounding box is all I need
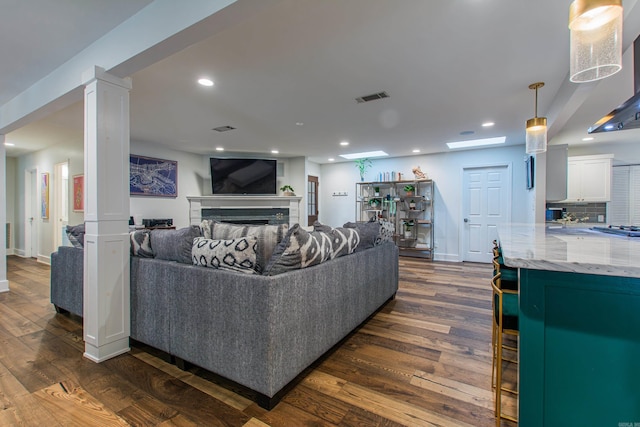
[50,246,84,317]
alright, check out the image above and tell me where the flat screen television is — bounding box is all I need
[210,158,277,195]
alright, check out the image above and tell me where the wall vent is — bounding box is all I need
[212,126,236,132]
[355,91,389,103]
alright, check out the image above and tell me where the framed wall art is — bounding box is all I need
[130,154,178,197]
[41,172,50,219]
[73,174,84,212]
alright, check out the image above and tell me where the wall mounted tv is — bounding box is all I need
[210,158,277,195]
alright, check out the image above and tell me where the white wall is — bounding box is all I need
[319,145,530,261]
[569,141,640,165]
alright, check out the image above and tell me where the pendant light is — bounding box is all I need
[569,0,623,83]
[526,82,547,155]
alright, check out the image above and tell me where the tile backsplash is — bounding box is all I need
[546,202,607,223]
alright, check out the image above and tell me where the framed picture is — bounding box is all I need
[73,174,84,212]
[41,172,50,219]
[129,154,178,197]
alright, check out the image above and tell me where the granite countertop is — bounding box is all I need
[497,223,640,278]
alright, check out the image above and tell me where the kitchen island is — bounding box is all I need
[498,224,640,427]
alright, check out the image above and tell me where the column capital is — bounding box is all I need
[82,66,132,90]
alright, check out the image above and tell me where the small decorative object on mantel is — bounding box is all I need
[412,166,427,180]
[354,158,373,181]
[280,185,295,196]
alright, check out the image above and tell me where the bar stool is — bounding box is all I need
[491,272,519,426]
[492,241,518,291]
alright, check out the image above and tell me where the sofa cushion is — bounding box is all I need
[342,221,380,252]
[151,225,202,264]
[130,230,154,258]
[206,220,288,273]
[199,219,213,239]
[66,224,85,248]
[263,223,359,276]
[376,219,395,245]
[192,236,258,274]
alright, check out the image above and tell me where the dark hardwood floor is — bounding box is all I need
[0,255,517,426]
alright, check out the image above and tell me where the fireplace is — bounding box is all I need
[187,195,301,227]
[202,208,288,225]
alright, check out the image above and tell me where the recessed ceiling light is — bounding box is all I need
[271,150,279,154]
[482,122,495,127]
[328,158,335,162]
[339,150,388,160]
[296,122,304,126]
[198,78,214,87]
[412,149,420,153]
[446,136,506,150]
[215,147,224,151]
[582,137,594,141]
[340,141,349,146]
[4,142,15,146]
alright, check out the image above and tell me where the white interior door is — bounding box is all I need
[462,165,511,263]
[24,168,38,258]
[53,162,69,249]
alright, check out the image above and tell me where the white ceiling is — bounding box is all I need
[4,0,640,163]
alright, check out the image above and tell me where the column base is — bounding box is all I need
[84,337,130,363]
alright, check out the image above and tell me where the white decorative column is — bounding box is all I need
[82,66,131,362]
[0,135,8,293]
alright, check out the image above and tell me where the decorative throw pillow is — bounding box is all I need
[210,221,289,273]
[263,224,359,276]
[66,224,85,248]
[150,225,202,264]
[192,236,257,274]
[313,221,361,255]
[130,230,154,258]
[343,221,380,252]
[376,219,395,245]
[199,219,213,239]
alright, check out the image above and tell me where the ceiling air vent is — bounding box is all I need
[212,125,236,132]
[355,91,389,103]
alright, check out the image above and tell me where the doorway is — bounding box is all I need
[24,168,38,258]
[462,164,511,263]
[53,161,69,249]
[307,175,318,226]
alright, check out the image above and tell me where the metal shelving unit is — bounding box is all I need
[356,179,434,259]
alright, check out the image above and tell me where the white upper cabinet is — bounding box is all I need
[565,154,613,202]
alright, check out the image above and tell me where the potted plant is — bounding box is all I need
[409,199,416,210]
[374,186,380,196]
[354,158,373,181]
[368,198,380,208]
[404,184,415,196]
[280,185,295,196]
[403,220,414,238]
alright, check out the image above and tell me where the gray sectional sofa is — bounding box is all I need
[50,221,399,409]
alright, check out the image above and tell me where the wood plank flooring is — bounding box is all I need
[0,255,517,426]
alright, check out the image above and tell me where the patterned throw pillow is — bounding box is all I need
[199,219,213,239]
[208,221,289,273]
[66,224,85,248]
[263,224,360,276]
[130,230,154,258]
[376,219,395,245]
[151,225,202,264]
[343,221,380,252]
[192,236,257,274]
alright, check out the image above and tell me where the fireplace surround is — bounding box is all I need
[188,196,302,227]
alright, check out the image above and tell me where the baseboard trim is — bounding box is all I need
[434,253,461,262]
[14,249,26,257]
[0,280,9,293]
[37,254,51,265]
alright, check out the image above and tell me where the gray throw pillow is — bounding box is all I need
[130,230,154,258]
[343,221,380,252]
[192,236,257,274]
[210,221,288,273]
[151,225,202,264]
[66,224,85,248]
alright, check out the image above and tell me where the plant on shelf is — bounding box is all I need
[409,199,416,210]
[368,198,380,208]
[374,186,380,196]
[280,185,295,196]
[402,219,414,238]
[354,158,373,181]
[404,184,415,196]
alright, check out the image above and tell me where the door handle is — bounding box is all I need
[464,218,469,223]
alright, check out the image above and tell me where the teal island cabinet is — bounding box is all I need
[498,224,640,426]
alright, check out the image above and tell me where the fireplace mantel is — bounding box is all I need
[187,196,302,227]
